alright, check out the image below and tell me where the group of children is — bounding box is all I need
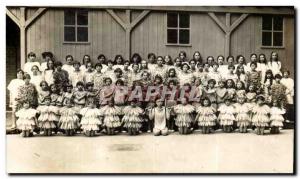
[7,51,294,137]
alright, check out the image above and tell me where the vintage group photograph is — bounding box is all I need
[5,5,295,173]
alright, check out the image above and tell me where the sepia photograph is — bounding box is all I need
[5,4,295,174]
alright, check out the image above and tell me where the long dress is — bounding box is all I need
[196,106,217,127]
[37,105,59,129]
[7,79,24,109]
[16,108,37,131]
[80,107,102,131]
[99,105,121,128]
[281,78,294,104]
[218,104,235,126]
[173,104,195,127]
[251,104,270,127]
[270,107,286,127]
[122,106,144,130]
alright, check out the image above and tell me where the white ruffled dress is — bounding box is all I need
[80,107,102,131]
[16,108,37,130]
[99,106,121,128]
[173,104,195,127]
[251,105,271,127]
[122,106,144,130]
[59,107,80,130]
[234,103,252,127]
[270,107,286,127]
[37,105,59,129]
[218,105,236,126]
[196,106,217,127]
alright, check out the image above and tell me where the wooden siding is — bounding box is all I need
[8,8,295,77]
[26,9,126,64]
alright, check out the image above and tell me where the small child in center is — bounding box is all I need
[218,99,235,133]
[196,97,217,134]
[122,100,144,135]
[149,98,170,136]
[80,98,102,137]
[251,95,271,135]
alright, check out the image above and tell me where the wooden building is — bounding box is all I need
[6,6,295,94]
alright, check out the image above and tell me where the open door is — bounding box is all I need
[6,15,20,111]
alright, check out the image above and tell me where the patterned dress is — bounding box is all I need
[17,83,38,109]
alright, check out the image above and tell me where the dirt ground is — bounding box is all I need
[6,129,294,173]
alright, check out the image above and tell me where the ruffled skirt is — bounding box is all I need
[218,113,235,126]
[252,114,270,127]
[197,114,216,127]
[236,113,250,127]
[59,115,79,130]
[38,114,58,129]
[270,115,284,127]
[17,118,36,130]
[122,115,143,129]
[103,116,121,128]
[175,114,193,127]
[80,117,102,131]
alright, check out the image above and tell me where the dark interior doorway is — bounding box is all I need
[6,15,20,110]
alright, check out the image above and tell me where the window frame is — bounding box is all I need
[261,15,285,49]
[165,12,192,47]
[63,9,90,44]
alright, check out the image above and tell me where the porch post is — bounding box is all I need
[20,7,26,69]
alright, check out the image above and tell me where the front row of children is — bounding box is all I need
[16,92,285,137]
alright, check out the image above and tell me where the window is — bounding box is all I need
[167,13,190,45]
[64,9,89,42]
[262,15,283,47]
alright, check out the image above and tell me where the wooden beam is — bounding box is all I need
[6,9,21,27]
[125,30,131,61]
[56,6,294,15]
[229,13,249,32]
[207,12,228,33]
[125,10,131,24]
[106,9,127,30]
[20,7,26,69]
[130,10,150,29]
[225,13,231,57]
[25,8,46,28]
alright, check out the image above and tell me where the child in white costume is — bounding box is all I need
[149,99,170,136]
[173,97,195,135]
[59,98,80,136]
[234,97,252,133]
[99,99,122,135]
[122,101,144,135]
[80,98,102,137]
[37,96,59,136]
[196,97,217,134]
[270,100,286,134]
[16,100,38,137]
[251,95,271,135]
[218,99,235,133]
